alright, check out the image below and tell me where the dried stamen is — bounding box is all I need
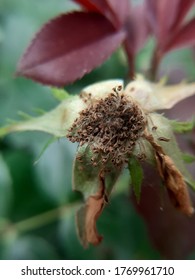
[67,88,146,167]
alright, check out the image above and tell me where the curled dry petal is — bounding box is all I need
[156,153,194,216]
[84,175,106,246]
[144,132,194,216]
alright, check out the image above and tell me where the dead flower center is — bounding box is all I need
[67,88,146,167]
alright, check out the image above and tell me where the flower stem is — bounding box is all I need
[0,202,82,236]
[149,47,163,81]
[123,40,135,80]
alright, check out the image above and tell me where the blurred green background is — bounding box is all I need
[0,0,194,260]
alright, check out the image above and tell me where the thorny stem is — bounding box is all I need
[0,202,81,238]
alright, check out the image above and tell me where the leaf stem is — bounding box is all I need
[0,202,82,237]
[123,40,135,80]
[149,47,163,81]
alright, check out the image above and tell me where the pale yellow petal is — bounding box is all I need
[81,79,123,100]
[125,75,195,112]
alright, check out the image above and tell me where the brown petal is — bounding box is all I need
[76,171,107,247]
[155,152,194,216]
[144,132,194,216]
[85,181,106,245]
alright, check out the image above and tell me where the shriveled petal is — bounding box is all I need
[143,129,194,216]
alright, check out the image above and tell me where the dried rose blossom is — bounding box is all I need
[0,77,195,246]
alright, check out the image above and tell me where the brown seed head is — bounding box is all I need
[67,88,146,167]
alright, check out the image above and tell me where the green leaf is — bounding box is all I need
[32,108,46,115]
[2,236,59,260]
[171,118,195,133]
[185,178,195,190]
[17,111,33,120]
[182,152,195,164]
[73,145,122,199]
[51,88,70,101]
[0,96,86,138]
[0,154,12,217]
[33,136,58,165]
[128,157,143,203]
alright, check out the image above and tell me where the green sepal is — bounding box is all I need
[182,153,195,164]
[33,136,58,165]
[128,156,143,203]
[0,96,86,138]
[51,88,71,101]
[171,118,195,133]
[73,145,122,247]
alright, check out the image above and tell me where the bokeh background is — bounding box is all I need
[0,0,195,259]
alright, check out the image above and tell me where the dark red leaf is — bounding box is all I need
[164,18,195,53]
[157,0,181,46]
[74,0,130,29]
[173,0,195,30]
[73,0,103,13]
[125,4,150,55]
[146,0,195,48]
[145,0,158,35]
[17,12,125,87]
[105,0,130,28]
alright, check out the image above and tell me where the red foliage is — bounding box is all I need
[16,0,195,86]
[146,0,195,53]
[17,12,125,87]
[74,0,130,28]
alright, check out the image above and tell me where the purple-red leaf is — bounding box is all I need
[73,0,101,13]
[74,0,130,29]
[172,0,195,30]
[73,0,105,13]
[164,18,195,52]
[125,4,150,55]
[145,0,158,35]
[17,12,125,87]
[105,0,130,28]
[146,0,195,48]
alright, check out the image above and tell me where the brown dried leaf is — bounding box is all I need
[144,132,194,216]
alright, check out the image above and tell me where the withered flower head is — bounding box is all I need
[67,86,146,167]
[1,76,195,248]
